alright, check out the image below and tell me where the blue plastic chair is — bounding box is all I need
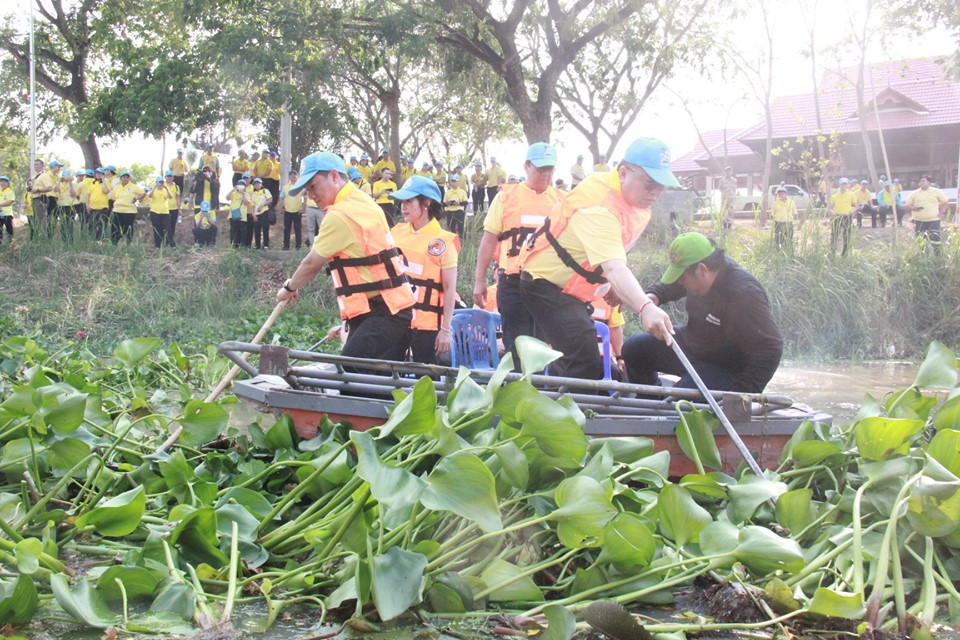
[594,320,612,381]
[451,309,500,370]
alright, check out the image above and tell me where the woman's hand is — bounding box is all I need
[435,328,452,355]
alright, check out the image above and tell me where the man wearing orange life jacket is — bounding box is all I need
[518,137,677,380]
[277,152,415,363]
[473,143,560,358]
[391,176,460,365]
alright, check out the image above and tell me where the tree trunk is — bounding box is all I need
[78,134,101,170]
[518,101,552,143]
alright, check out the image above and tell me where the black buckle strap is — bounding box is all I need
[327,247,409,297]
[528,219,606,285]
[497,226,537,257]
[408,276,443,315]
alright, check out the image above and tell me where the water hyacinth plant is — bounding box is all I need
[0,334,958,639]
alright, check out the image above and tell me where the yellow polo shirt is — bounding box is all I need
[0,187,15,216]
[254,158,273,179]
[906,187,948,222]
[593,163,610,172]
[230,190,249,221]
[200,153,220,173]
[357,164,372,183]
[771,197,797,223]
[88,180,110,209]
[32,170,55,196]
[164,181,181,211]
[111,183,145,213]
[523,172,636,289]
[195,209,216,229]
[829,190,858,216]
[372,179,397,205]
[57,179,77,206]
[470,170,487,189]
[270,159,281,181]
[373,159,396,176]
[855,188,872,206]
[149,185,171,214]
[232,158,250,174]
[282,182,304,213]
[443,187,468,211]
[251,189,271,214]
[169,157,189,177]
[401,165,415,183]
[487,166,506,186]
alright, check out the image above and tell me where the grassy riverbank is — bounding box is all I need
[1,213,958,360]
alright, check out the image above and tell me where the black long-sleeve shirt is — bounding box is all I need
[647,256,783,392]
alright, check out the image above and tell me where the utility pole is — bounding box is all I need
[29,0,36,170]
[280,67,292,179]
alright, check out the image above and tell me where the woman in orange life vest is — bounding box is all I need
[390,175,460,364]
[277,152,415,363]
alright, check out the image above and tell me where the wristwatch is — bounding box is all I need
[282,279,297,293]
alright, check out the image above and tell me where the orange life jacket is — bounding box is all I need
[591,297,615,323]
[496,183,560,275]
[393,220,461,331]
[521,171,650,303]
[324,185,415,320]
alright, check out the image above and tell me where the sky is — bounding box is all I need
[20,0,958,181]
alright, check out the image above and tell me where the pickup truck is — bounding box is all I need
[731,184,812,216]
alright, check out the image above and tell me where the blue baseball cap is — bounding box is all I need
[622,137,680,188]
[119,171,131,178]
[62,169,72,177]
[253,177,262,184]
[288,151,347,196]
[49,160,63,168]
[360,154,370,161]
[838,177,849,185]
[164,170,174,177]
[348,167,361,181]
[155,176,163,183]
[391,175,442,204]
[85,169,95,177]
[350,155,358,162]
[95,167,105,174]
[106,165,117,173]
[526,143,558,168]
[200,201,210,211]
[241,172,251,178]
[490,156,497,163]
[381,147,390,154]
[472,159,482,166]
[0,176,9,182]
[177,148,184,153]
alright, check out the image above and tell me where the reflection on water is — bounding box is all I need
[769,361,919,422]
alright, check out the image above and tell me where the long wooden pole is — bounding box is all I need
[157,301,287,453]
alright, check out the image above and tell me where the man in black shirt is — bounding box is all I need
[621,232,782,393]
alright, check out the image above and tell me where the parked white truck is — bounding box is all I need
[731,184,813,216]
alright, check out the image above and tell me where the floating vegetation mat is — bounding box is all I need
[1,335,959,640]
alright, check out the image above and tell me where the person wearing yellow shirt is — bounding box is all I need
[193,201,218,247]
[192,166,217,214]
[169,148,189,194]
[147,176,176,248]
[228,178,251,247]
[373,148,395,181]
[470,159,488,213]
[432,161,448,200]
[357,154,373,183]
[199,143,221,176]
[486,157,505,206]
[163,170,182,243]
[253,150,272,181]
[593,153,610,172]
[348,167,373,197]
[110,171,146,245]
[892,178,903,195]
[30,160,60,235]
[76,169,95,232]
[103,165,119,219]
[400,155,415,184]
[280,169,306,250]
[87,168,111,241]
[443,175,468,237]
[518,138,677,380]
[390,176,460,365]
[231,150,250,186]
[853,180,876,228]
[415,162,432,178]
[265,150,282,212]
[0,176,15,243]
[250,177,273,249]
[372,168,398,226]
[275,151,415,364]
[54,169,79,241]
[828,177,858,257]
[771,186,797,252]
[904,174,949,253]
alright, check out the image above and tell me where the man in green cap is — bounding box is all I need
[621,232,782,393]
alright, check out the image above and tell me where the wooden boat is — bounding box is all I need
[221,340,831,477]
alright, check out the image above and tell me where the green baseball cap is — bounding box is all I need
[661,232,716,284]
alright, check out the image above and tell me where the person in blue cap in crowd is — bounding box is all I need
[473,142,561,364]
[276,152,415,366]
[390,175,460,364]
[486,156,505,205]
[109,170,146,245]
[470,159,488,214]
[169,148,189,193]
[357,153,372,184]
[518,137,678,380]
[193,201,218,247]
[103,165,119,219]
[0,175,15,243]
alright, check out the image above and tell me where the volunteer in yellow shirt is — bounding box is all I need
[275,151,415,364]
[593,153,610,172]
[905,174,948,253]
[265,150,282,213]
[357,154,373,183]
[87,168,111,240]
[390,176,460,364]
[486,157,505,206]
[228,178,251,247]
[372,168,398,226]
[163,170,182,241]
[518,137,677,380]
[470,160,488,213]
[169,148,189,193]
[54,169,78,241]
[231,151,250,186]
[443,175,468,237]
[415,162,432,178]
[828,177,858,256]
[0,175,15,243]
[31,160,60,232]
[373,148,395,180]
[400,155,415,183]
[771,186,796,251]
[250,177,273,249]
[280,169,305,250]
[854,180,876,228]
[432,161,447,199]
[147,176,176,248]
[110,171,146,245]
[193,200,218,247]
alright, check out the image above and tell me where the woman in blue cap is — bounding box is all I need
[390,176,460,364]
[0,176,15,243]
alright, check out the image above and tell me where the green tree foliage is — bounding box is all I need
[0,126,31,213]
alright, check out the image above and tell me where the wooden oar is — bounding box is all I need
[157,300,287,454]
[670,340,766,478]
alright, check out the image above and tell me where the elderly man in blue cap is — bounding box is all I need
[473,143,561,363]
[518,137,678,380]
[277,152,415,364]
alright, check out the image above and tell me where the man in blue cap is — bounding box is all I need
[277,151,415,364]
[518,137,677,380]
[621,232,782,392]
[473,142,561,361]
[0,175,15,243]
